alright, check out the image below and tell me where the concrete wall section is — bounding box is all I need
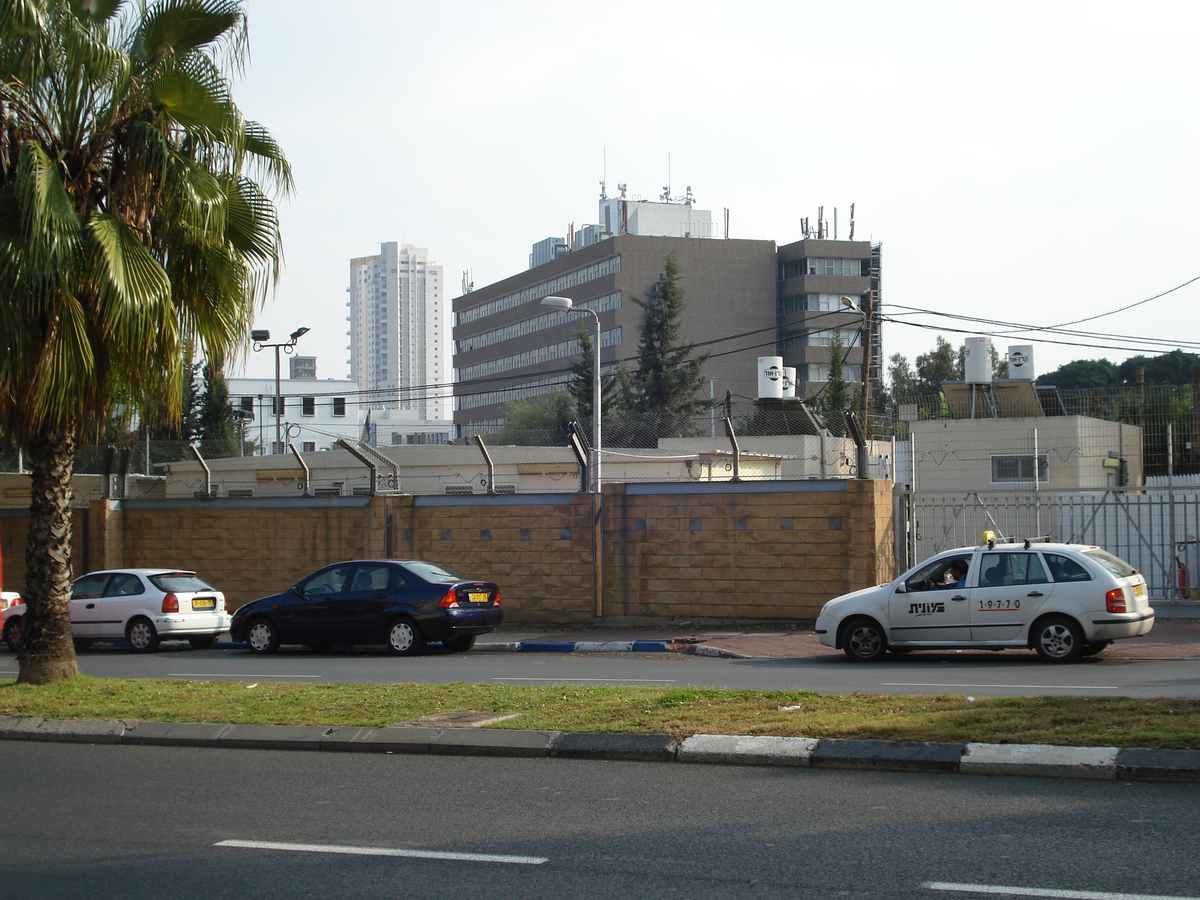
[1,481,893,624]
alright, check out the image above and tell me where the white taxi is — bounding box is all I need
[815,538,1155,663]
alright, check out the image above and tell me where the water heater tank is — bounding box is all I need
[964,336,993,384]
[758,356,784,399]
[782,367,797,399]
[1007,345,1035,381]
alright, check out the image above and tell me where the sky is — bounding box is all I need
[231,0,1200,384]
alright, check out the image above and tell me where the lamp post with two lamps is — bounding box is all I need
[541,296,601,491]
[251,327,310,454]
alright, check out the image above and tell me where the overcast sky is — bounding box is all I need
[232,0,1200,384]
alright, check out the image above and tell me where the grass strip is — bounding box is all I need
[1,677,1199,749]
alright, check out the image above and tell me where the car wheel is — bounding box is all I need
[1033,615,1085,663]
[841,617,888,662]
[1081,640,1111,657]
[126,617,160,653]
[246,618,280,654]
[188,635,220,650]
[387,617,425,656]
[442,635,476,653]
[3,616,22,653]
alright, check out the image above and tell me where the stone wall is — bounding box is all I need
[0,480,894,624]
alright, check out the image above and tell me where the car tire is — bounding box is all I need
[1081,640,1111,657]
[126,617,160,653]
[1032,615,1085,663]
[841,617,888,662]
[442,635,476,653]
[3,616,22,653]
[387,617,424,656]
[188,635,220,650]
[246,617,280,654]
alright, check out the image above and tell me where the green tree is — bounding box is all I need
[0,0,290,683]
[490,392,574,445]
[1037,358,1122,390]
[1118,350,1200,386]
[566,321,630,448]
[819,330,852,435]
[196,360,238,456]
[914,336,963,394]
[887,352,918,400]
[625,254,709,446]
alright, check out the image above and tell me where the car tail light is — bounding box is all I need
[161,593,180,613]
[1106,589,1126,613]
[437,589,459,609]
[492,589,501,607]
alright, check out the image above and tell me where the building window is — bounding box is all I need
[302,441,315,452]
[240,397,254,414]
[333,397,346,417]
[991,454,1048,483]
[272,396,285,416]
[301,397,315,416]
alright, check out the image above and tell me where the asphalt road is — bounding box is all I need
[7,642,1200,698]
[4,741,1199,900]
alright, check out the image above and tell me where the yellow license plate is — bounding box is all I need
[1133,583,1146,597]
[469,592,489,604]
[192,597,216,610]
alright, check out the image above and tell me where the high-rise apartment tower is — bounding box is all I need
[348,242,450,420]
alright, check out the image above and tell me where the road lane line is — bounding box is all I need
[922,880,1199,899]
[887,683,1118,690]
[491,677,675,683]
[216,839,547,865]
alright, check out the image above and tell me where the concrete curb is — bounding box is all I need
[3,715,1199,782]
[474,640,672,654]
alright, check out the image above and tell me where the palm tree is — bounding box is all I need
[0,0,290,684]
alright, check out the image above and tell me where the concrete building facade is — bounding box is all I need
[452,234,779,435]
[348,242,451,421]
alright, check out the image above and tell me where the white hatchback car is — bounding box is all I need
[2,569,228,653]
[815,539,1155,663]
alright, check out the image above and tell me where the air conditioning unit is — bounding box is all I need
[444,484,474,495]
[493,483,517,494]
[226,488,255,499]
[193,485,219,499]
[313,482,344,497]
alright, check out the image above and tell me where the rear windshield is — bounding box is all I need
[1083,549,1138,578]
[403,562,463,583]
[148,572,216,593]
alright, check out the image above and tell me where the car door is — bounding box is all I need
[289,564,356,643]
[887,554,973,644]
[970,551,1053,642]
[69,573,111,638]
[96,572,149,639]
[337,564,400,641]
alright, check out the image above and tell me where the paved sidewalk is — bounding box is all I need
[476,620,1200,661]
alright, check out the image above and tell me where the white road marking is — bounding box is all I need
[491,677,675,683]
[216,839,547,865]
[887,683,1118,690]
[922,880,1199,899]
[168,673,323,678]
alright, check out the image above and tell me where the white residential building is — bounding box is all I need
[348,242,451,421]
[227,376,362,454]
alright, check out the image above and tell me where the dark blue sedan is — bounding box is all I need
[230,560,502,655]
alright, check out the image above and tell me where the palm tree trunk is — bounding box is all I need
[18,427,79,685]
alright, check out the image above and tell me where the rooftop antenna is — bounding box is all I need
[600,146,607,200]
[848,202,856,240]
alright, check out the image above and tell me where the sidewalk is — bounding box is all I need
[476,620,1200,661]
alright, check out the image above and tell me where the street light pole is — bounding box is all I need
[541,297,601,491]
[251,327,310,454]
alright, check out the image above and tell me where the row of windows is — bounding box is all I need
[240,396,348,417]
[797,364,862,383]
[455,256,621,326]
[455,292,621,354]
[778,257,869,280]
[778,292,864,316]
[455,327,623,382]
[456,377,568,412]
[778,328,861,351]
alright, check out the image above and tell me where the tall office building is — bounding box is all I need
[348,242,450,421]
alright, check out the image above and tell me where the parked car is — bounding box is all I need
[230,560,502,655]
[2,569,227,653]
[815,538,1155,663]
[0,592,20,612]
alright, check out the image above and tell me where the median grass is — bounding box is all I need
[2,676,1200,749]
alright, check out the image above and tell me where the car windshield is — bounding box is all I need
[149,572,215,592]
[403,562,463,583]
[1083,549,1138,578]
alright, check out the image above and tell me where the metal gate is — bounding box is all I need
[897,486,1200,608]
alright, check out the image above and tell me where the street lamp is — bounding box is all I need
[841,296,871,479]
[252,326,310,454]
[542,296,601,492]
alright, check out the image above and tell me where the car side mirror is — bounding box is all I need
[895,582,907,594]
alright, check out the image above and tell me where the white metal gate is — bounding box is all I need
[897,486,1200,607]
